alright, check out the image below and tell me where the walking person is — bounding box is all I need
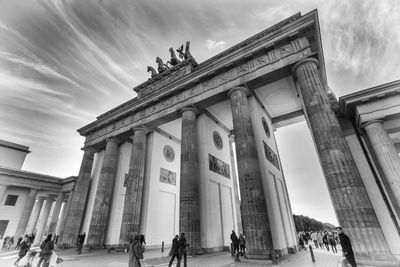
[311,231,318,249]
[14,235,29,266]
[168,235,179,267]
[7,236,15,250]
[238,233,246,254]
[336,227,357,267]
[328,233,337,253]
[37,234,54,267]
[15,236,23,250]
[322,232,329,251]
[317,232,324,249]
[76,232,86,255]
[129,235,145,267]
[177,233,189,267]
[2,235,10,251]
[230,230,239,255]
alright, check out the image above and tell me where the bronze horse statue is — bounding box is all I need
[156,57,168,73]
[168,47,180,66]
[147,66,157,78]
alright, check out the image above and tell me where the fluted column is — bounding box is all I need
[60,147,95,246]
[120,127,148,243]
[14,189,38,238]
[48,192,65,234]
[0,185,7,204]
[228,87,273,259]
[26,197,45,234]
[34,197,54,245]
[292,58,396,265]
[87,138,119,247]
[363,119,400,216]
[179,106,201,254]
[56,191,73,244]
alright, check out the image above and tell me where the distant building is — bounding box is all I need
[0,139,75,245]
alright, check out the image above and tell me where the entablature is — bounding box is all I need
[78,10,325,148]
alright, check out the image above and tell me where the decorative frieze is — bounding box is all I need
[159,168,176,185]
[263,141,280,170]
[208,154,230,179]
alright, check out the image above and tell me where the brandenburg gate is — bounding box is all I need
[58,10,400,265]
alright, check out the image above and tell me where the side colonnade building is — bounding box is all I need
[59,10,400,265]
[0,139,76,245]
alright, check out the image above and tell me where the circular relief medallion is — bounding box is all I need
[163,145,175,162]
[213,131,223,150]
[262,117,271,138]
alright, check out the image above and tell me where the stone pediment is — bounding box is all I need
[134,57,198,99]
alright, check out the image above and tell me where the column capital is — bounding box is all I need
[179,105,199,116]
[81,146,97,153]
[361,118,385,129]
[227,86,249,98]
[105,137,119,143]
[292,57,319,75]
[130,126,150,136]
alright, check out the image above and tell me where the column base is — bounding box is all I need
[355,254,400,266]
[186,247,204,256]
[84,244,105,250]
[244,251,271,260]
[57,243,74,249]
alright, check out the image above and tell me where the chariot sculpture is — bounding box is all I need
[146,41,193,79]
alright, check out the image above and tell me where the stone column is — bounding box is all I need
[56,191,73,245]
[34,197,54,245]
[0,185,7,204]
[14,189,38,238]
[47,192,65,234]
[228,87,273,259]
[179,106,201,254]
[26,197,45,234]
[363,119,400,216]
[120,127,148,243]
[292,58,397,265]
[87,138,119,247]
[60,148,95,246]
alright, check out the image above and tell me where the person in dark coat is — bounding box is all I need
[336,227,357,267]
[168,235,179,267]
[230,230,239,255]
[15,236,23,250]
[322,232,329,251]
[177,233,189,267]
[238,233,246,254]
[14,235,29,265]
[76,232,86,255]
[37,234,54,267]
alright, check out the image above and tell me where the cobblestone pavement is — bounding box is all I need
[0,245,343,267]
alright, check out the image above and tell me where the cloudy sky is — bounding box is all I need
[1,0,399,225]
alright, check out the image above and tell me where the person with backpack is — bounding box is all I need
[37,234,54,267]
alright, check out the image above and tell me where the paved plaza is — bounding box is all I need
[0,246,343,267]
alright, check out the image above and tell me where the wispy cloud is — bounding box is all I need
[205,40,226,50]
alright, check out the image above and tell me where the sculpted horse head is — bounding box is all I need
[147,66,157,78]
[156,57,168,73]
[169,47,180,66]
